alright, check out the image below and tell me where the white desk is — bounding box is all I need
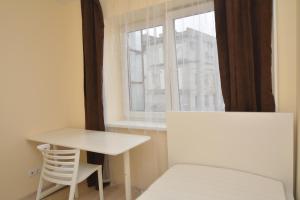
[27,128,151,200]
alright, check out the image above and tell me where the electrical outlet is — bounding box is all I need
[28,168,41,177]
[27,169,35,177]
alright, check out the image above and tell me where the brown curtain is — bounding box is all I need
[214,0,275,111]
[81,0,105,188]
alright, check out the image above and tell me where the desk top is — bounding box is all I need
[27,128,150,155]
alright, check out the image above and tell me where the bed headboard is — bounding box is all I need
[167,112,294,199]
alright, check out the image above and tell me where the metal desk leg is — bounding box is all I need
[123,151,132,200]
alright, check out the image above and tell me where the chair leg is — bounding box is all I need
[75,184,79,199]
[97,166,104,200]
[69,184,76,200]
[36,176,44,200]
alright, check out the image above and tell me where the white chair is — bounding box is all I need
[36,144,104,200]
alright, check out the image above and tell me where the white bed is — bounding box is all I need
[137,112,294,200]
[137,164,286,200]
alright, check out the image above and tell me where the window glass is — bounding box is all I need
[127,26,166,112]
[174,11,224,111]
[130,83,145,111]
[128,51,143,82]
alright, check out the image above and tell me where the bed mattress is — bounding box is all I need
[137,164,287,200]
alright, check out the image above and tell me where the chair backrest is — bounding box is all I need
[37,144,80,186]
[37,144,50,152]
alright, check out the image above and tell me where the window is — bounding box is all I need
[127,26,166,114]
[124,4,224,120]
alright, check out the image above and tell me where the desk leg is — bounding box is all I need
[123,151,132,200]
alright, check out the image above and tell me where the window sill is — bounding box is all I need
[106,120,167,131]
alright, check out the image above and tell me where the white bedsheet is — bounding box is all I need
[137,164,286,200]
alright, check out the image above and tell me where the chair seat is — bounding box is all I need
[77,163,100,183]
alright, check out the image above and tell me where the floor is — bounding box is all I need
[24,184,141,200]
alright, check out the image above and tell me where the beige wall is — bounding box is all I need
[101,0,165,18]
[277,0,297,113]
[0,0,83,199]
[107,128,168,190]
[276,0,298,198]
[297,0,300,197]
